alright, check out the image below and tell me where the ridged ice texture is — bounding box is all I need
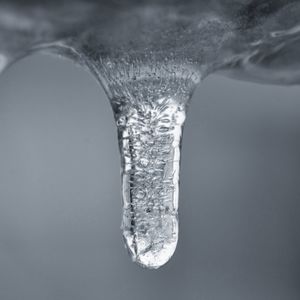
[118,97,184,268]
[105,60,199,268]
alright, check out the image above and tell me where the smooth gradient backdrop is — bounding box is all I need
[0,54,300,300]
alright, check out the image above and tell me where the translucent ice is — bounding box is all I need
[107,62,198,267]
[1,0,300,268]
[118,95,184,268]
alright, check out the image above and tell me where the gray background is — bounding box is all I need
[0,54,300,300]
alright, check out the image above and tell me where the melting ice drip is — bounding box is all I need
[118,97,184,268]
[1,0,300,268]
[99,58,198,267]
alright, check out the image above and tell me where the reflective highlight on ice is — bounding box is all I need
[117,97,185,268]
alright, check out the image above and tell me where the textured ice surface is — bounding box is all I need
[1,0,300,268]
[107,61,198,268]
[95,57,199,268]
[118,96,183,268]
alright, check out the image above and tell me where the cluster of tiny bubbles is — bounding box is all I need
[93,54,200,268]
